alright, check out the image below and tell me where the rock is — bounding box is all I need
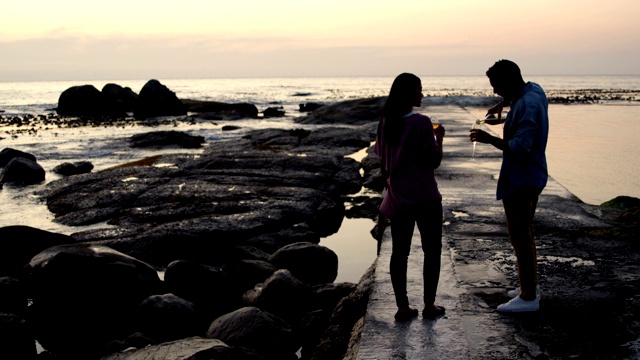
[269,242,339,285]
[134,79,187,120]
[129,130,205,149]
[206,306,298,359]
[295,96,386,125]
[299,102,324,112]
[223,259,277,292]
[242,225,320,254]
[0,148,37,167]
[311,282,357,312]
[56,84,109,117]
[228,245,272,262]
[163,260,243,321]
[27,244,162,358]
[0,157,45,185]
[37,126,362,269]
[308,263,375,360]
[101,83,138,114]
[263,106,285,118]
[52,161,94,176]
[137,293,202,342]
[601,195,640,211]
[0,277,27,315]
[100,336,267,360]
[182,99,259,119]
[0,225,74,277]
[0,313,36,360]
[222,125,241,131]
[243,269,314,323]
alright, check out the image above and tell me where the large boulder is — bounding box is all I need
[0,225,73,277]
[0,277,28,315]
[137,293,201,342]
[0,157,45,185]
[27,244,162,358]
[101,83,138,114]
[268,242,339,285]
[163,260,243,321]
[101,337,267,360]
[56,84,107,117]
[206,306,298,359]
[0,148,36,167]
[134,79,187,119]
[0,313,36,360]
[243,269,314,323]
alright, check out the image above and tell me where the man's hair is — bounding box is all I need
[486,59,523,84]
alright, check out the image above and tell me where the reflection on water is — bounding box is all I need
[320,218,378,283]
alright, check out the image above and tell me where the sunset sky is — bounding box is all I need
[2,0,639,81]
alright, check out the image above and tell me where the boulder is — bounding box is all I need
[0,148,36,167]
[56,84,108,117]
[0,157,45,185]
[52,161,94,176]
[0,225,73,278]
[0,277,27,315]
[129,130,205,149]
[223,259,277,292]
[134,79,187,119]
[137,293,201,342]
[101,83,138,114]
[27,244,162,358]
[311,282,357,312]
[206,306,298,359]
[0,313,36,360]
[163,260,243,321]
[269,242,338,285]
[243,269,314,323]
[101,336,267,360]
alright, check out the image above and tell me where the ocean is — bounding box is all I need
[1,75,639,282]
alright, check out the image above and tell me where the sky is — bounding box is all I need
[1,0,639,81]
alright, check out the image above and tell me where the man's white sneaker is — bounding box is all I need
[507,285,541,298]
[497,295,540,313]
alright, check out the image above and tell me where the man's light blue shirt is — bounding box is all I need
[497,82,549,200]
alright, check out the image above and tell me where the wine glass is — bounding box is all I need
[471,118,484,159]
[431,115,440,130]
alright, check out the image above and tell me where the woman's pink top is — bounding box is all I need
[374,113,442,217]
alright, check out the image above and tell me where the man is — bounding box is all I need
[470,59,549,312]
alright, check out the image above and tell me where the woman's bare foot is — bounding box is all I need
[422,304,446,319]
[394,306,419,321]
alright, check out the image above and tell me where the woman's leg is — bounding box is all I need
[389,213,416,308]
[415,201,443,306]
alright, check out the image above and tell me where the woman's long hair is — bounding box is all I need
[381,73,421,146]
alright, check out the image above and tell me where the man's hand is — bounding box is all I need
[469,129,491,143]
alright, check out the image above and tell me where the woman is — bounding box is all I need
[374,73,446,321]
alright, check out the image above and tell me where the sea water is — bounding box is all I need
[1,75,639,282]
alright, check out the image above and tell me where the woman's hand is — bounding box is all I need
[434,125,445,142]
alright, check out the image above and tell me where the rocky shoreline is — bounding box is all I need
[0,87,389,359]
